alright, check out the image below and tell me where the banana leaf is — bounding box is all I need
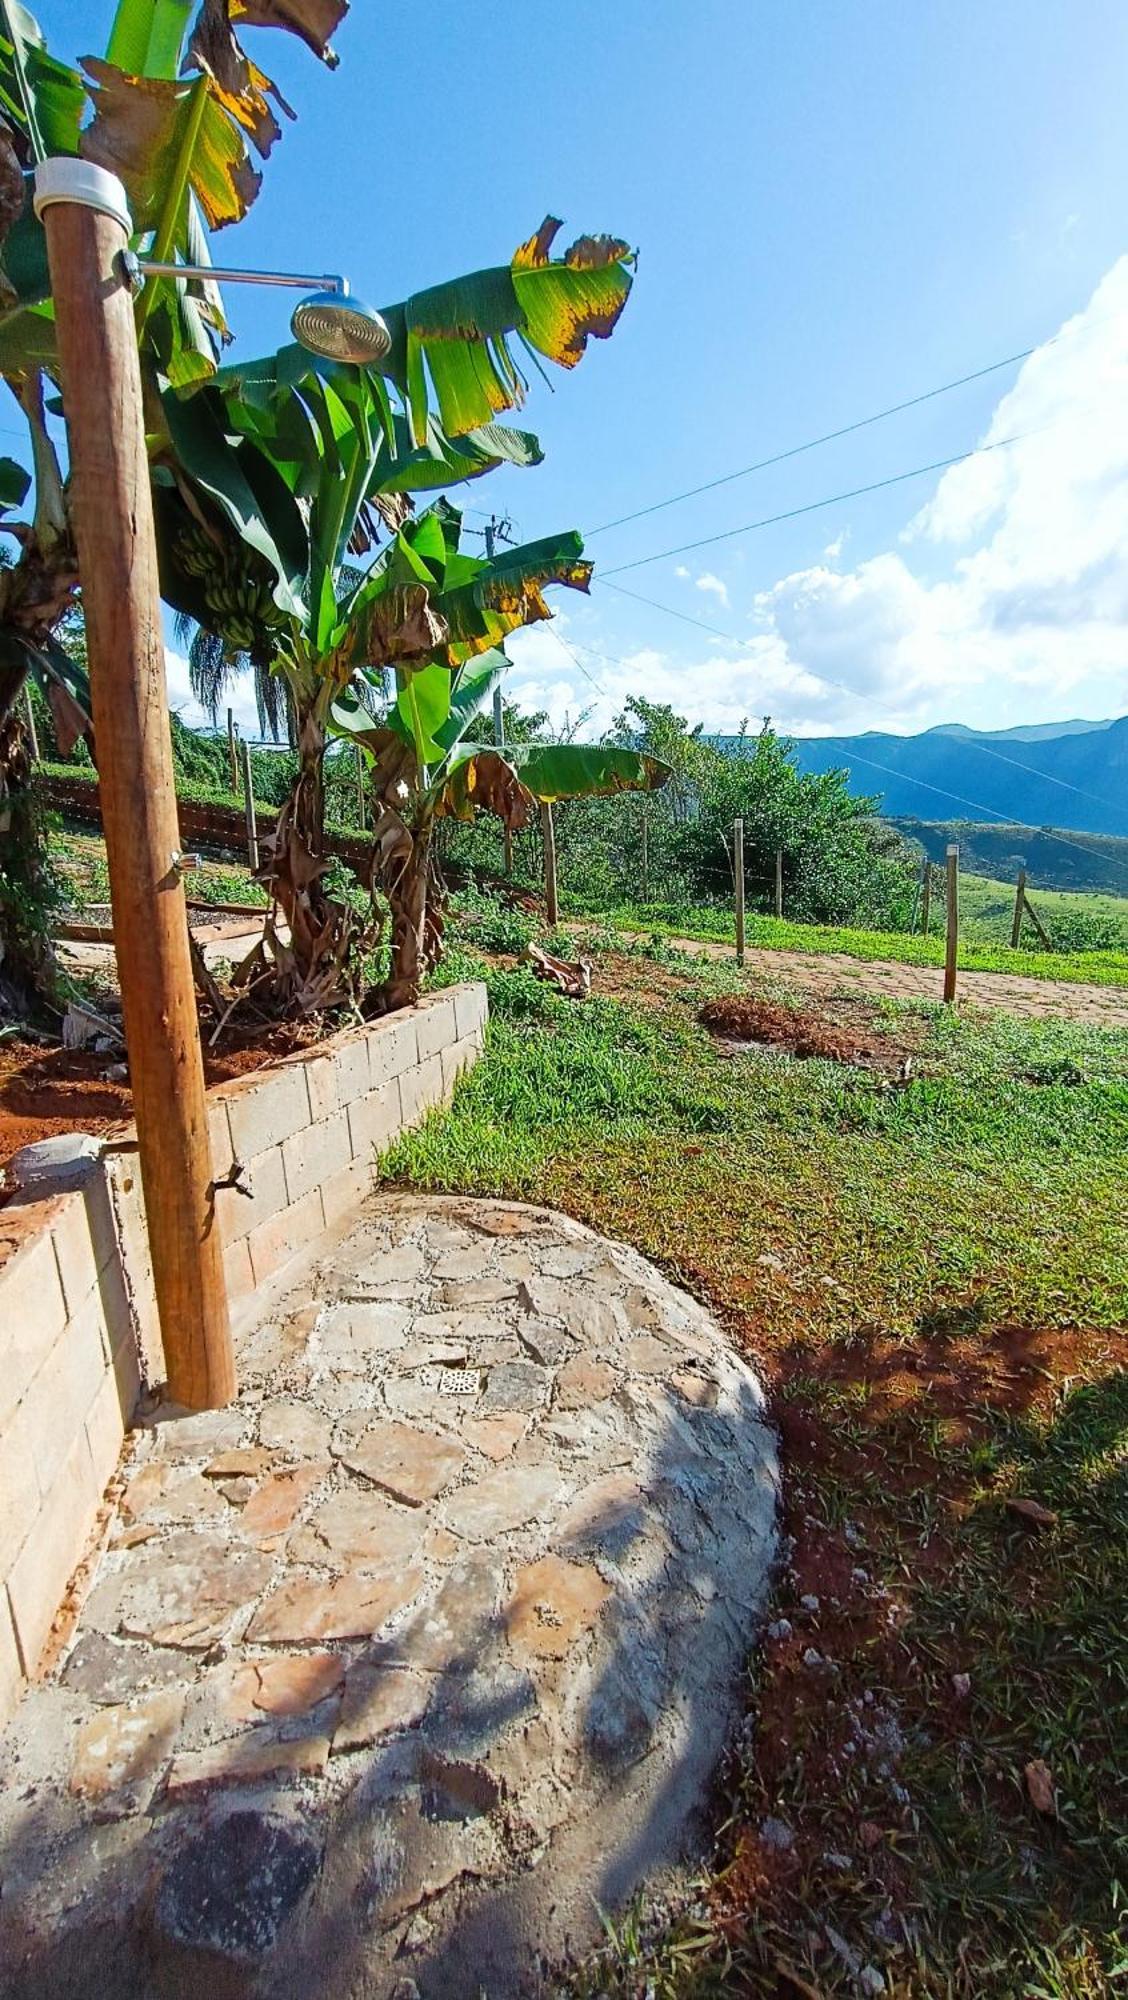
[497,740,669,803]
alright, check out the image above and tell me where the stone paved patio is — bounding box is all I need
[0,1195,778,1999]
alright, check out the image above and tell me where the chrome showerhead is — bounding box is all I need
[290,288,391,365]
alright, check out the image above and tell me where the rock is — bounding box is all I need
[258,1399,333,1458]
[1006,1496,1058,1531]
[419,1748,500,1823]
[951,1672,971,1699]
[153,1810,321,1957]
[334,1666,430,1752]
[505,1554,612,1661]
[766,1619,793,1642]
[204,1447,279,1480]
[121,1466,227,1527]
[246,1567,426,1644]
[441,1465,561,1541]
[516,1319,573,1367]
[165,1734,330,1795]
[553,1354,619,1409]
[622,1335,676,1375]
[60,1631,191,1705]
[341,1421,466,1506]
[142,1407,245,1463]
[759,1816,794,1851]
[69,1688,184,1808]
[859,1967,886,1995]
[398,1554,505,1671]
[461,1413,528,1461]
[113,1535,274,1650]
[671,1369,719,1408]
[290,1488,427,1570]
[477,1361,549,1415]
[800,1593,820,1615]
[238,1463,327,1538]
[217,1653,344,1723]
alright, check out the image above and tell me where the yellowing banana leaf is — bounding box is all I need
[432,530,592,666]
[501,740,670,804]
[379,219,635,444]
[228,0,347,65]
[81,58,269,233]
[435,746,536,829]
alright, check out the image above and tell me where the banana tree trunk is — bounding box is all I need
[367,806,445,1013]
[0,699,58,1017]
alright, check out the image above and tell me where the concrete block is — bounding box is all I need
[214,1144,287,1247]
[48,1189,102,1319]
[223,1063,311,1163]
[281,1109,352,1207]
[319,1155,373,1228]
[303,1052,338,1124]
[0,1209,68,1427]
[0,1392,42,1577]
[440,1038,480,1097]
[0,1590,22,1731]
[19,1289,109,1501]
[347,1079,403,1161]
[399,1052,446,1130]
[368,1012,420,1089]
[103,1159,162,1389]
[7,1428,98,1675]
[414,990,459,1063]
[208,1095,234,1175]
[84,1367,128,1493]
[248,1187,325,1290]
[223,1235,256,1308]
[453,981,488,1040]
[333,1031,372,1107]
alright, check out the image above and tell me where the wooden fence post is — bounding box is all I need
[734,818,746,966]
[37,159,234,1410]
[541,799,558,925]
[774,846,784,919]
[241,738,259,872]
[943,842,959,1003]
[1010,868,1027,948]
[919,855,932,935]
[226,707,237,792]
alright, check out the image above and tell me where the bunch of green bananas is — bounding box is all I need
[175,523,289,656]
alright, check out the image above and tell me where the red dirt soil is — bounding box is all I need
[699,993,914,1070]
[0,1020,328,1178]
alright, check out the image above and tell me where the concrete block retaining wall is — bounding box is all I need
[0,982,487,1724]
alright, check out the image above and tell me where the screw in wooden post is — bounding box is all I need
[36,159,234,1410]
[943,842,959,1003]
[734,818,746,966]
[240,738,259,872]
[774,846,783,920]
[1010,868,1027,949]
[540,799,558,927]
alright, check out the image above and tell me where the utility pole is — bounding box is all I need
[493,684,513,875]
[36,158,234,1411]
[774,845,783,920]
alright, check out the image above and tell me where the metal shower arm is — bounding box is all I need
[119,251,349,296]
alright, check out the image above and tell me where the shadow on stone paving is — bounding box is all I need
[0,1207,777,2000]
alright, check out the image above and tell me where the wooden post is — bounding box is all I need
[240,738,259,871]
[919,856,932,936]
[1010,868,1027,949]
[734,817,746,966]
[493,687,513,875]
[943,841,959,1004]
[640,802,650,904]
[541,799,558,926]
[37,160,234,1410]
[22,681,39,762]
[1022,892,1052,952]
[774,845,784,920]
[226,707,237,792]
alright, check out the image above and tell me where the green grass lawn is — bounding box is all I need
[571,895,1128,990]
[387,937,1128,1996]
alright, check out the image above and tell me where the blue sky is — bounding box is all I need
[41,0,1128,740]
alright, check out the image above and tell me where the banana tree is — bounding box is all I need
[0,0,343,1007]
[332,643,670,1010]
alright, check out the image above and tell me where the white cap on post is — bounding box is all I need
[32,158,132,232]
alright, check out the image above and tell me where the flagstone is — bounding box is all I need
[246,1566,426,1645]
[340,1420,466,1506]
[289,1488,427,1570]
[504,1555,612,1661]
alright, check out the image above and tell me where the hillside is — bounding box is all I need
[762,714,1128,836]
[891,817,1128,894]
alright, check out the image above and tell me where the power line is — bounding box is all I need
[595,574,1128,832]
[600,430,1032,578]
[584,309,1117,542]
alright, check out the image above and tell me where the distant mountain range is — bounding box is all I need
[756,715,1128,837]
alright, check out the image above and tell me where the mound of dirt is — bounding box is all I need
[699,995,912,1074]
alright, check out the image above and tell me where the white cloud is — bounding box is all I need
[164,648,265,742]
[694,571,730,607]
